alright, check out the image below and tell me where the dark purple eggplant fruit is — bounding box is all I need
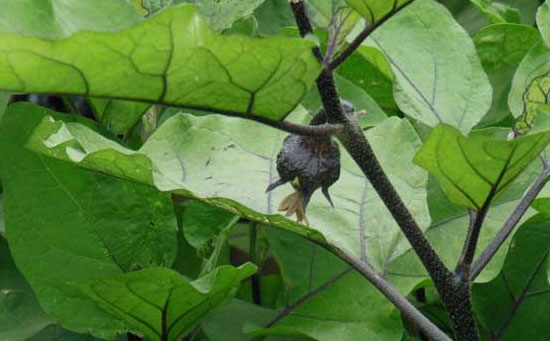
[266,100,355,225]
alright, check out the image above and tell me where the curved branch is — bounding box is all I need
[470,166,550,281]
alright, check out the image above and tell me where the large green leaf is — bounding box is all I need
[0,0,142,39]
[538,0,550,48]
[414,124,550,210]
[0,236,53,341]
[0,5,320,122]
[345,0,410,23]
[75,264,256,341]
[366,0,492,134]
[0,103,178,338]
[28,107,429,274]
[472,215,550,340]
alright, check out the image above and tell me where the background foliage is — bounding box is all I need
[1,0,550,340]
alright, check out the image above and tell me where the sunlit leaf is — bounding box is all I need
[0,103,178,338]
[28,108,429,273]
[414,124,550,210]
[366,0,492,134]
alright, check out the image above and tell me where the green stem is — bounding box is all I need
[249,222,261,305]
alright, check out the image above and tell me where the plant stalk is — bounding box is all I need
[249,222,262,305]
[290,1,479,339]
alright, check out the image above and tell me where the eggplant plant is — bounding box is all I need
[1,0,550,340]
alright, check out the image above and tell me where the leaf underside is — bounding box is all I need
[0,4,320,122]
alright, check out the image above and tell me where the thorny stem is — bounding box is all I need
[470,166,550,281]
[290,0,474,339]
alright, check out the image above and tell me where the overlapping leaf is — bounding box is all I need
[28,106,429,273]
[0,5,320,122]
[75,264,256,341]
[365,0,492,134]
[414,124,550,210]
[0,103,178,338]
